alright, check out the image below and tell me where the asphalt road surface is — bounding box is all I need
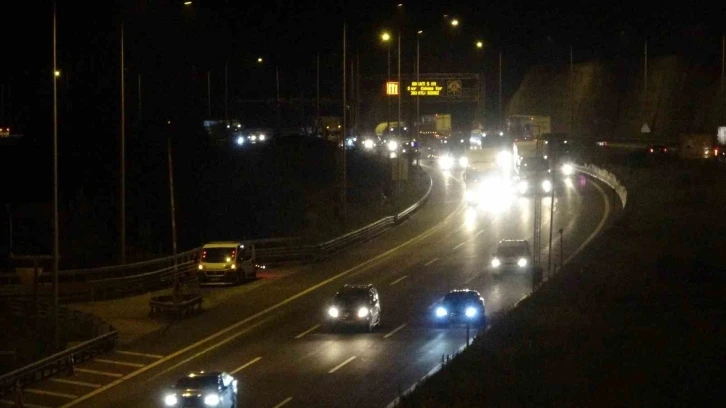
[11,150,618,408]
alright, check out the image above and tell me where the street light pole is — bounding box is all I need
[120,23,126,265]
[416,31,420,140]
[499,51,502,130]
[5,204,11,254]
[167,133,179,301]
[387,41,391,134]
[207,70,211,117]
[342,22,347,230]
[397,31,402,205]
[52,2,60,351]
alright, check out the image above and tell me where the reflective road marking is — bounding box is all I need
[294,324,320,339]
[230,357,262,375]
[383,324,407,339]
[328,356,357,373]
[389,275,408,286]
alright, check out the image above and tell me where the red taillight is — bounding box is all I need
[231,249,236,259]
[202,250,206,259]
[649,148,654,153]
[663,148,667,152]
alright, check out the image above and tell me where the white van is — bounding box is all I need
[197,241,257,284]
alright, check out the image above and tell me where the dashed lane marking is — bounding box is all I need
[230,357,262,375]
[272,397,293,408]
[328,356,357,373]
[74,368,123,378]
[389,275,408,285]
[383,324,407,339]
[294,324,320,339]
[50,378,102,388]
[25,389,78,399]
[94,359,144,368]
[114,350,164,359]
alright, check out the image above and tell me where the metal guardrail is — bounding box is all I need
[574,164,628,208]
[0,299,117,396]
[1,173,434,302]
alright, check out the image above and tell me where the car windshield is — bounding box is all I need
[175,375,218,390]
[443,293,477,306]
[520,158,548,173]
[335,290,368,305]
[203,248,235,263]
[498,245,526,257]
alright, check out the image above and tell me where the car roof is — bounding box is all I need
[445,289,480,296]
[499,239,528,246]
[203,241,244,248]
[181,370,224,379]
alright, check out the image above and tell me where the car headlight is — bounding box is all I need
[357,307,369,318]
[542,179,552,192]
[259,134,266,141]
[164,394,178,406]
[435,307,447,317]
[204,393,220,406]
[438,155,453,169]
[518,258,528,267]
[496,150,512,167]
[561,163,574,175]
[236,136,244,145]
[198,264,203,270]
[363,139,375,149]
[518,180,528,194]
[387,140,398,151]
[328,307,339,318]
[491,258,501,267]
[458,156,469,167]
[465,307,477,317]
[465,190,476,202]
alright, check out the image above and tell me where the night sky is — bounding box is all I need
[1,0,724,191]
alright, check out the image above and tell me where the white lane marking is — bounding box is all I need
[389,275,408,286]
[452,242,465,250]
[230,357,262,375]
[428,297,444,309]
[464,273,479,284]
[563,179,611,266]
[94,359,144,368]
[294,324,321,339]
[61,168,466,408]
[328,356,357,373]
[424,258,439,266]
[384,176,613,408]
[149,318,271,381]
[75,368,123,378]
[25,389,78,399]
[50,378,101,388]
[0,400,52,408]
[383,324,407,339]
[474,229,485,237]
[272,397,293,408]
[115,350,164,359]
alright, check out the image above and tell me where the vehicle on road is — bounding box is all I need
[326,284,381,332]
[491,239,532,274]
[515,156,552,195]
[163,371,238,408]
[197,241,257,285]
[433,289,487,327]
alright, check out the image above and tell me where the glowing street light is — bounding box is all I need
[476,40,483,48]
[54,70,61,77]
[451,18,459,27]
[184,1,192,5]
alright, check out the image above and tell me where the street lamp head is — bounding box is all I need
[451,19,459,27]
[418,30,423,35]
[476,41,483,48]
[381,32,391,42]
[257,57,263,63]
[54,70,61,77]
[184,1,192,5]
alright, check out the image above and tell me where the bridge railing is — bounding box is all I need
[0,173,434,302]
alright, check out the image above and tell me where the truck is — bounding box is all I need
[679,133,716,159]
[419,113,452,140]
[507,115,551,140]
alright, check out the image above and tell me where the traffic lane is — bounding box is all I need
[135,173,601,408]
[59,164,468,407]
[64,167,608,408]
[110,163,464,356]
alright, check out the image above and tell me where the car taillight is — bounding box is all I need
[649,148,654,153]
[202,250,206,260]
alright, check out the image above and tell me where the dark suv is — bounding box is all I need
[326,284,382,332]
[163,371,237,408]
[433,289,487,327]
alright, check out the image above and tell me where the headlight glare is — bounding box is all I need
[204,393,220,406]
[491,258,501,267]
[561,163,574,175]
[164,394,178,406]
[459,156,469,167]
[328,307,339,318]
[435,307,447,317]
[357,307,369,318]
[518,258,528,267]
[465,307,477,317]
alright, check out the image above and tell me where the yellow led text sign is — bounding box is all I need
[407,81,443,96]
[386,81,399,95]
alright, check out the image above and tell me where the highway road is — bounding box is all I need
[10,147,619,408]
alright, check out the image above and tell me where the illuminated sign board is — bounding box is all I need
[386,81,399,95]
[407,81,444,96]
